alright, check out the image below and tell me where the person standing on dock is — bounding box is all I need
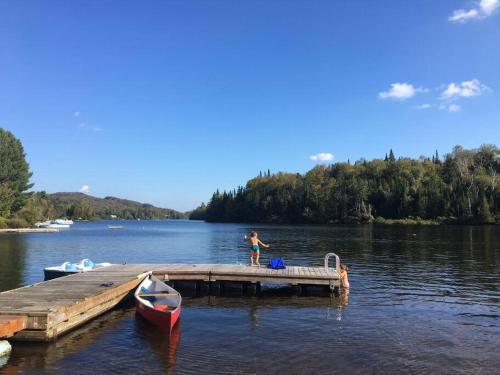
[243,232,270,267]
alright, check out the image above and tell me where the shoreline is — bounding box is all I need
[0,228,59,234]
[199,219,499,226]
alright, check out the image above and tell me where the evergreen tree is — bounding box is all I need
[0,128,33,217]
[434,150,440,164]
[388,149,396,163]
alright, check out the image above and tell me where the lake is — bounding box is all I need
[0,221,499,374]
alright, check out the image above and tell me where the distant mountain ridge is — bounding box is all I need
[47,192,186,220]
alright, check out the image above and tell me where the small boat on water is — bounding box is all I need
[43,259,112,280]
[135,275,182,334]
[107,225,123,229]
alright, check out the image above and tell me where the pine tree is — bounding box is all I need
[0,128,33,217]
[389,149,396,163]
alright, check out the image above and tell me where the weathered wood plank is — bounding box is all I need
[0,315,27,338]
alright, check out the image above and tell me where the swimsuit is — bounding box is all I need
[252,244,260,252]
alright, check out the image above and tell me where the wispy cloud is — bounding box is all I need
[439,103,462,112]
[440,79,490,100]
[449,0,499,23]
[415,103,432,109]
[310,152,334,162]
[74,111,80,117]
[78,123,102,132]
[79,185,90,194]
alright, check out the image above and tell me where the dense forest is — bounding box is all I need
[193,145,499,225]
[0,128,186,228]
[17,192,186,223]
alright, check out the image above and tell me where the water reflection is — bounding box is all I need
[0,222,498,374]
[7,307,133,373]
[135,317,181,375]
[0,234,27,292]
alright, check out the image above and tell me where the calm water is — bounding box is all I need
[0,221,499,374]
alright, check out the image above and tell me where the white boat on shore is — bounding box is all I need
[53,219,74,225]
[46,223,70,229]
[35,219,73,229]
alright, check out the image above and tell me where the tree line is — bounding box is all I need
[0,128,186,228]
[193,145,499,224]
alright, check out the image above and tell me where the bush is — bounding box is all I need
[373,216,438,225]
[5,218,30,228]
[0,217,8,229]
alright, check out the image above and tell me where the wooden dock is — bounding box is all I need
[0,254,340,342]
[0,265,149,341]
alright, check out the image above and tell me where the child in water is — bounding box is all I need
[243,231,270,266]
[339,264,350,288]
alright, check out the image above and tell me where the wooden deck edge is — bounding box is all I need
[11,289,131,342]
[0,315,28,338]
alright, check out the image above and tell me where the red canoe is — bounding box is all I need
[135,274,182,334]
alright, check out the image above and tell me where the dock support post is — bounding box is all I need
[210,281,221,296]
[291,284,302,295]
[198,281,209,296]
[222,282,244,296]
[171,281,198,297]
[246,282,258,296]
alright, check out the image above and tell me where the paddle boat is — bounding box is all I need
[135,274,182,334]
[43,259,112,280]
[0,340,11,368]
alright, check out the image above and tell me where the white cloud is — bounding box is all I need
[416,103,432,109]
[448,104,461,112]
[482,0,500,14]
[74,111,80,117]
[78,122,102,132]
[449,8,479,22]
[310,152,334,162]
[379,83,418,100]
[440,79,489,100]
[79,185,90,194]
[449,0,499,22]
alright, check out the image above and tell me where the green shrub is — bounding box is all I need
[5,218,30,228]
[0,217,8,229]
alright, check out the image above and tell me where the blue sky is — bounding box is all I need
[1,1,499,211]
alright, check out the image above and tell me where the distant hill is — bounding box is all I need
[47,192,186,220]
